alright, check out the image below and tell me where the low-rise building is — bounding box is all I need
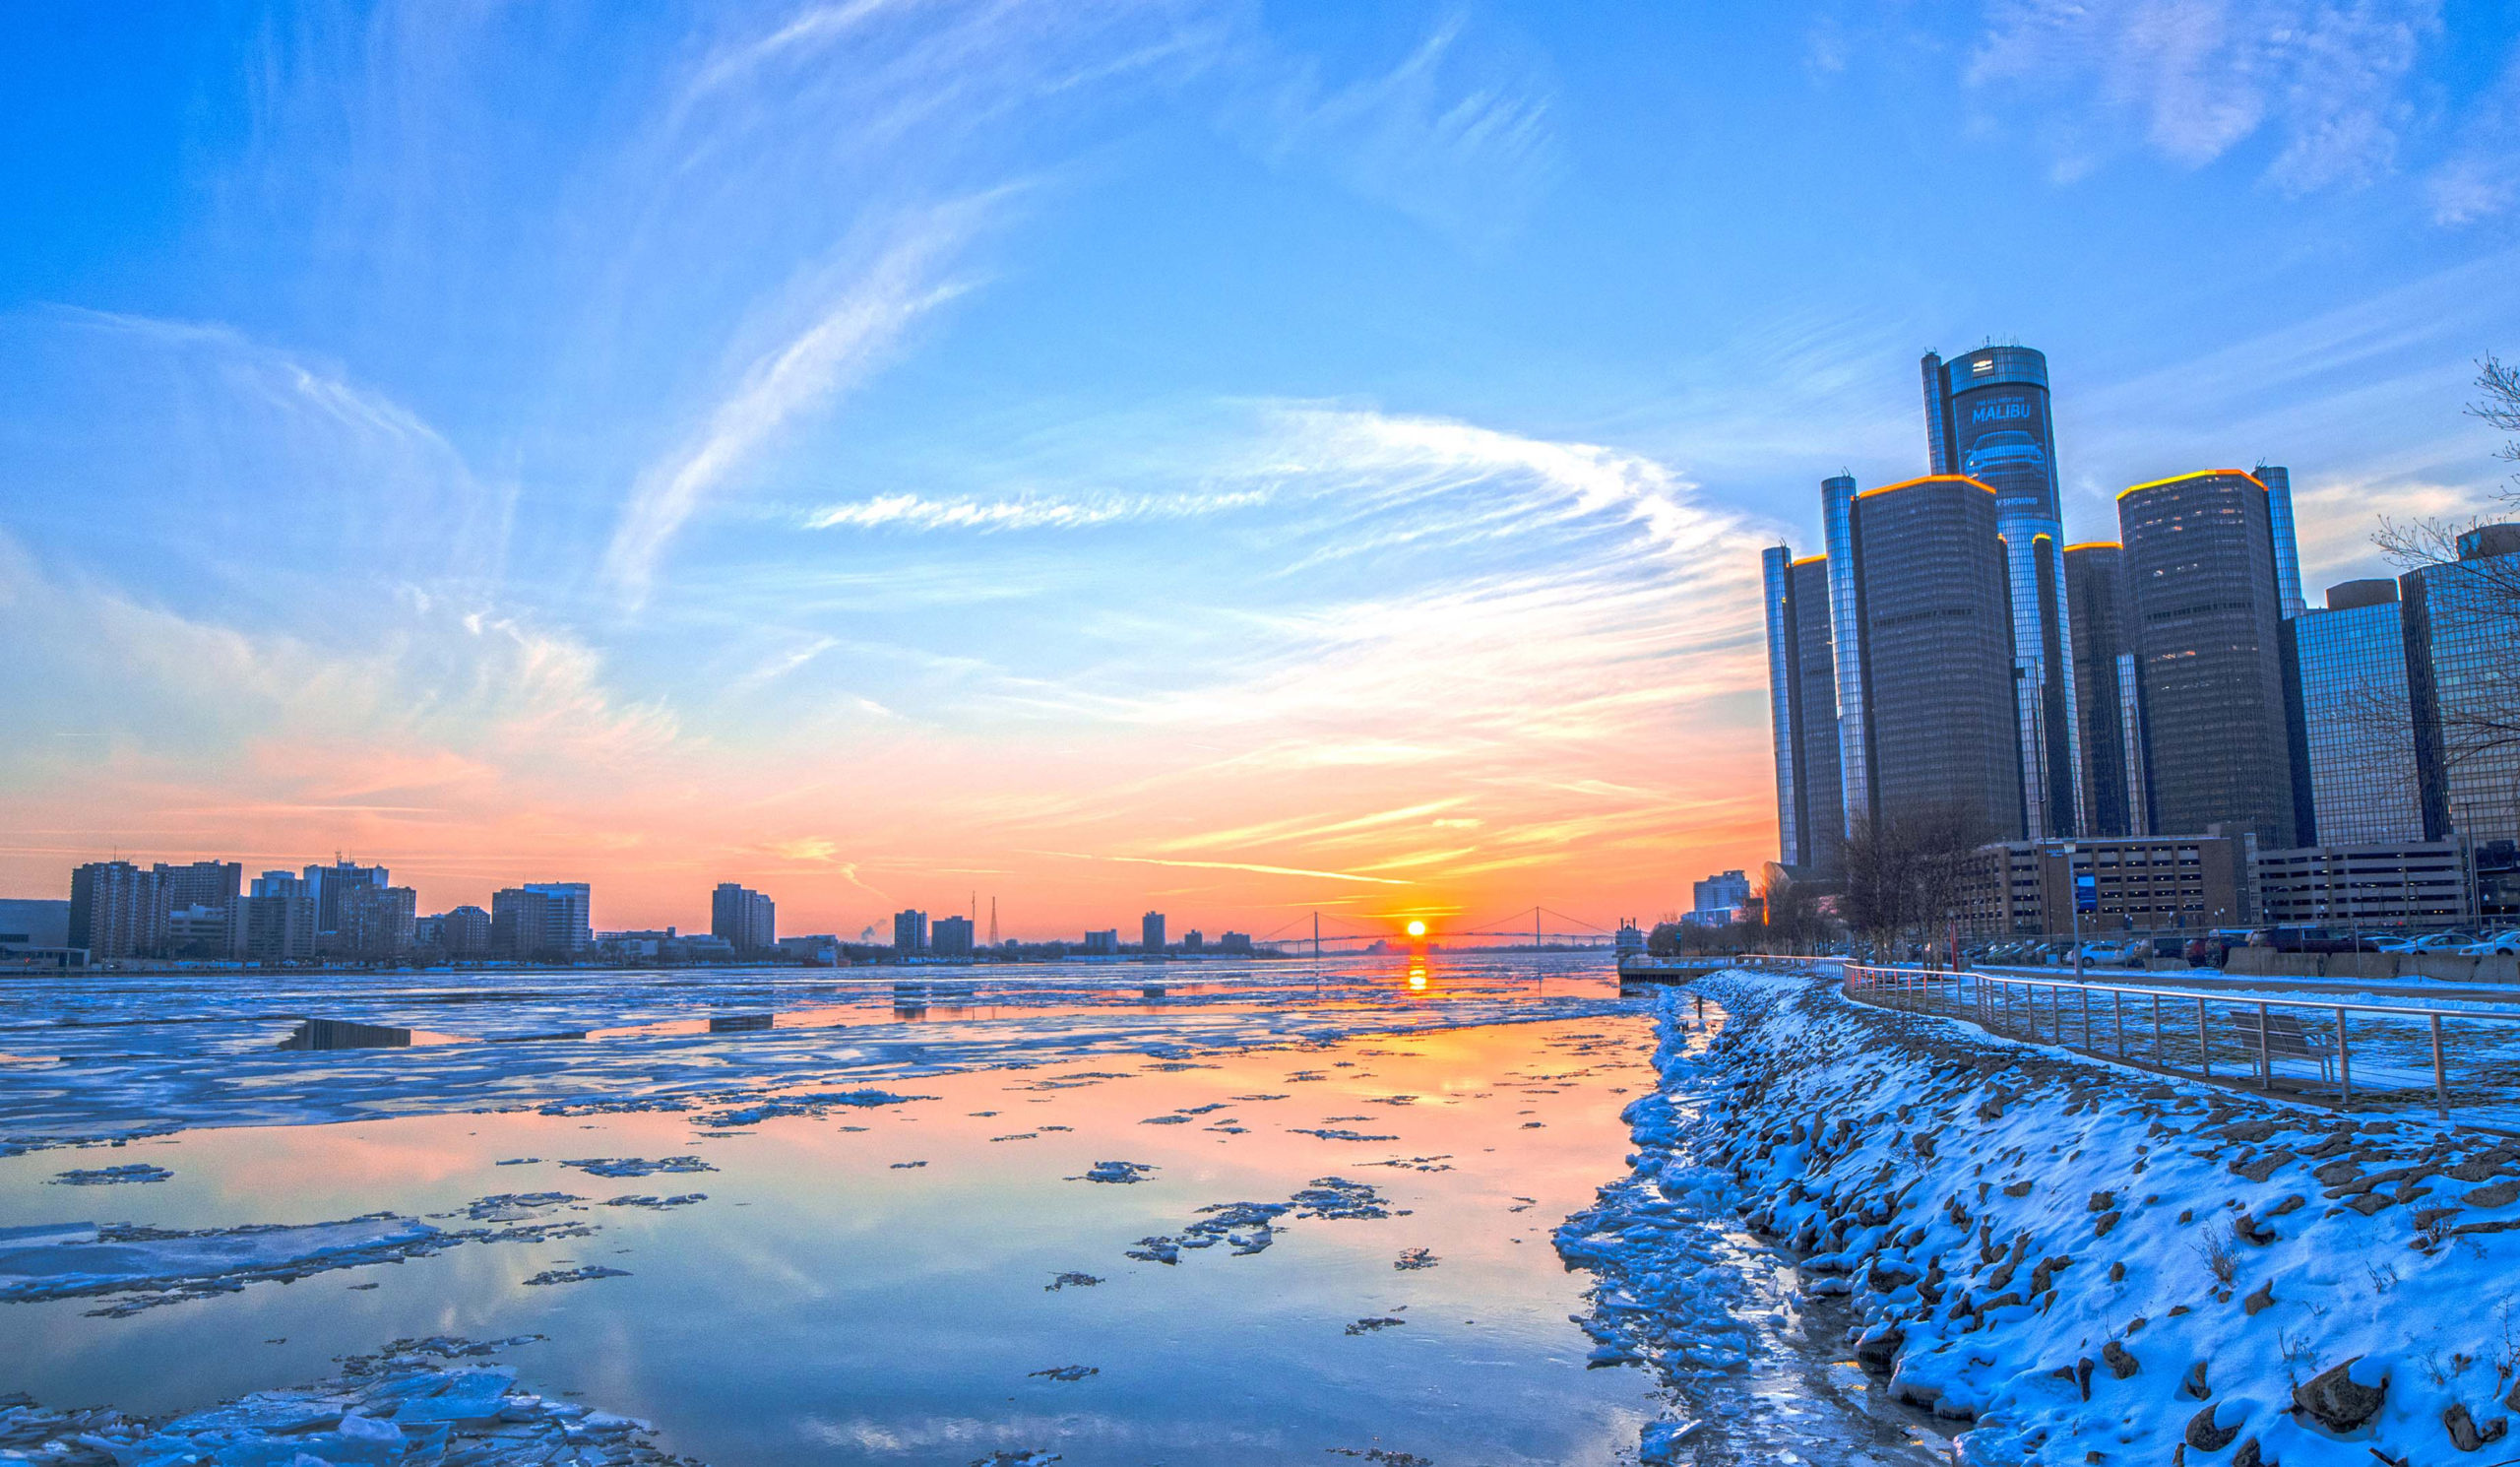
[1959,831,2254,937]
[2253,840,2477,930]
[1083,928,1118,956]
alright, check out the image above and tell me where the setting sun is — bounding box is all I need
[1405,920,1427,938]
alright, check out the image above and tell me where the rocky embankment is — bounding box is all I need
[1580,969,2520,1465]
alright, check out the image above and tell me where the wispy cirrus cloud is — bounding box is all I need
[1969,0,2441,191]
[805,486,1271,533]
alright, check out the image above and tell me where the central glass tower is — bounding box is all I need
[1922,347,2085,840]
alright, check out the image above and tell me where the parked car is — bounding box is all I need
[2074,941,2131,967]
[2465,930,2520,956]
[2184,934,2232,968]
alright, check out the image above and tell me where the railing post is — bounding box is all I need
[2081,986,2094,1052]
[2114,989,2126,1059]
[2256,1002,2272,1091]
[2196,996,2211,1078]
[2432,1014,2449,1118]
[2152,993,2163,1067]
[2336,1005,2352,1110]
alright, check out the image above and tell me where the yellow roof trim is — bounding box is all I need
[2117,470,2268,501]
[1789,553,1826,567]
[2063,541,2122,552]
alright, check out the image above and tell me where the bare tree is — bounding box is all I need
[1840,805,1992,960]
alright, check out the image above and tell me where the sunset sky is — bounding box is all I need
[4,2,2518,941]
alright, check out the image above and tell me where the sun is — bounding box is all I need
[1405,920,1427,938]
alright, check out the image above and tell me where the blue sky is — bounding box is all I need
[3,0,2516,936]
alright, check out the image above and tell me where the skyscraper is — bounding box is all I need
[302,860,388,941]
[1847,475,2025,840]
[1141,911,1166,953]
[1820,474,1869,834]
[1922,347,2084,838]
[1761,545,1844,876]
[2063,542,2141,837]
[520,882,593,953]
[711,883,777,952]
[2117,471,2298,847]
[2255,465,2309,619]
[2290,579,2426,845]
[2404,524,2520,845]
[893,909,929,955]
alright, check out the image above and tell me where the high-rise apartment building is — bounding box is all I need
[491,883,592,961]
[438,904,491,956]
[932,914,975,958]
[2405,524,2520,846]
[2117,471,2299,848]
[1847,475,2025,840]
[1141,911,1166,953]
[2063,542,2144,838]
[2289,579,2426,845]
[893,908,929,955]
[1761,545,1845,875]
[339,884,418,959]
[302,861,389,938]
[68,861,162,961]
[1083,928,1118,956]
[711,883,777,952]
[243,870,315,964]
[521,882,592,953]
[1922,347,2084,838]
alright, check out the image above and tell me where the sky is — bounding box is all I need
[3,0,2518,943]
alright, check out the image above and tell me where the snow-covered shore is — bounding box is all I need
[1570,968,2520,1465]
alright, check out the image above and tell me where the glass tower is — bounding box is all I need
[1923,347,2085,840]
[2255,465,2308,619]
[1762,546,1845,877]
[1820,474,1867,838]
[2404,524,2520,845]
[2289,579,2426,845]
[2063,542,2136,837]
[1848,476,2025,840]
[2116,471,2299,848]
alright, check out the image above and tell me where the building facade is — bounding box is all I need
[1083,928,1118,956]
[1141,911,1166,953]
[68,861,162,961]
[2253,841,2475,930]
[1958,831,2252,937]
[2404,524,2520,847]
[2290,579,2426,845]
[711,883,777,952]
[2063,542,2141,837]
[1848,475,2025,840]
[1692,869,1750,915]
[1922,347,2084,839]
[892,909,929,955]
[339,884,418,958]
[2254,465,2309,619]
[932,915,975,958]
[2117,471,2299,848]
[1761,545,1845,876]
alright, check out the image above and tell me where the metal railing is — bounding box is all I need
[1832,963,2520,1126]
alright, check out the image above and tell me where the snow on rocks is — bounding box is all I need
[1632,967,2520,1465]
[0,1337,700,1466]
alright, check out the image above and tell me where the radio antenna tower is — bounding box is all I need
[988,896,998,946]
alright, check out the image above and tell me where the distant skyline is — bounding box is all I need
[4,2,2518,936]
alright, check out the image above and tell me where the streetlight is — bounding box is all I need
[2066,841,2084,984]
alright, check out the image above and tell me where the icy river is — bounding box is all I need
[0,954,1950,1465]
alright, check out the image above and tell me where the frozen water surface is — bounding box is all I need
[0,955,1943,1463]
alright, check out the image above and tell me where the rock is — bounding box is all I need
[2103,1341,2140,1379]
[2089,1190,2117,1213]
[2242,1280,2276,1315]
[2108,1261,2126,1282]
[2447,1401,2486,1452]
[2188,1403,2242,1452]
[2293,1358,2387,1434]
[2003,1180,2033,1197]
[2467,1180,2520,1209]
[2265,1194,2305,1218]
[2183,1360,2212,1400]
[2233,1436,2266,1467]
[2095,1210,2122,1238]
[1853,1327,1904,1374]
[2346,1193,2395,1216]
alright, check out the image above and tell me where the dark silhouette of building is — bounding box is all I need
[1922,346,2083,839]
[2116,470,2298,848]
[492,885,590,961]
[1141,911,1166,953]
[893,908,929,955]
[932,914,974,958]
[711,883,777,952]
[2064,542,2142,837]
[68,861,161,961]
[1847,475,2025,839]
[1761,545,1844,876]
